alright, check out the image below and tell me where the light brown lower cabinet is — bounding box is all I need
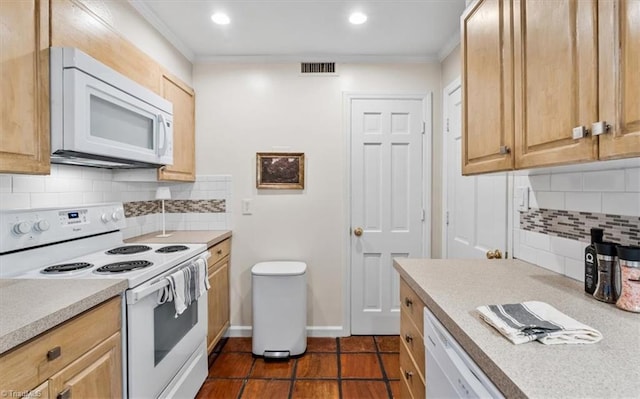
[0,297,122,399]
[399,279,426,399]
[207,238,231,354]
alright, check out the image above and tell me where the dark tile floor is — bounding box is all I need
[196,336,400,399]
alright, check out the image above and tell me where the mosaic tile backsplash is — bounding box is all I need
[124,199,226,218]
[520,208,640,246]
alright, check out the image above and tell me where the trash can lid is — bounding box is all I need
[251,261,307,276]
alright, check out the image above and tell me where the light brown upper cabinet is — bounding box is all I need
[158,73,196,181]
[462,0,640,175]
[598,0,640,159]
[462,0,515,174]
[0,0,50,174]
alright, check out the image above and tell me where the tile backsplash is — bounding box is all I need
[0,165,232,239]
[513,165,640,281]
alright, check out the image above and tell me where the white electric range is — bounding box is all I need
[0,203,209,399]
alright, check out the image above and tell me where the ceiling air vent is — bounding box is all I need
[300,62,337,75]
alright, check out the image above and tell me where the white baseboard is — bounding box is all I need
[225,325,348,338]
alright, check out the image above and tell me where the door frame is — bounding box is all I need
[342,91,432,335]
[441,78,461,258]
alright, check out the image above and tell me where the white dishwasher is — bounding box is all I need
[423,307,504,399]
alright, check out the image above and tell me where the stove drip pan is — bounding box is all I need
[42,262,93,274]
[106,245,152,255]
[95,260,153,273]
[156,245,189,253]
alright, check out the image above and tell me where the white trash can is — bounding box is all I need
[251,261,307,358]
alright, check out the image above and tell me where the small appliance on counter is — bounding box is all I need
[584,228,604,295]
[616,245,640,313]
[593,242,620,303]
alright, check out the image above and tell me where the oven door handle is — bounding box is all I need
[126,278,170,305]
[126,252,211,305]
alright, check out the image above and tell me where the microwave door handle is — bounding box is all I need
[157,113,168,156]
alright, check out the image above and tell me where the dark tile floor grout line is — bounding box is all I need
[288,357,298,399]
[336,337,343,399]
[373,337,394,399]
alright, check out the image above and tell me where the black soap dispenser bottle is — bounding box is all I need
[585,228,604,294]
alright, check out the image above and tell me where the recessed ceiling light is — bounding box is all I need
[211,12,230,25]
[349,12,367,25]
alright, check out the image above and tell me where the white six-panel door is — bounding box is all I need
[350,97,425,334]
[444,81,508,259]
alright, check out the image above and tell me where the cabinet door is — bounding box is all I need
[513,0,599,169]
[158,72,196,182]
[0,0,50,174]
[461,0,514,175]
[207,260,230,354]
[598,0,640,159]
[49,333,122,399]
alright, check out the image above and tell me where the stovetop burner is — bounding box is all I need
[156,245,189,253]
[95,260,153,274]
[42,262,93,274]
[106,245,152,255]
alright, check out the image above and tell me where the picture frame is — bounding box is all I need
[256,152,305,189]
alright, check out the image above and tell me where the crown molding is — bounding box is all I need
[437,32,461,62]
[195,54,439,64]
[127,0,195,62]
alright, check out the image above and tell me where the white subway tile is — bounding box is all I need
[103,191,122,202]
[45,177,70,192]
[564,258,585,282]
[12,176,45,193]
[0,193,30,209]
[81,168,105,181]
[55,165,83,179]
[525,230,550,250]
[92,180,111,192]
[59,192,82,206]
[625,168,640,192]
[565,192,602,213]
[533,250,565,274]
[82,192,103,204]
[0,176,11,193]
[30,193,60,208]
[582,170,625,192]
[515,244,538,265]
[528,174,551,191]
[602,193,640,216]
[550,172,582,192]
[533,191,565,210]
[549,235,584,260]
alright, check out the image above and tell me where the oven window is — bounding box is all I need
[90,95,154,149]
[154,299,198,366]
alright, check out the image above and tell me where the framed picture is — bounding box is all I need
[256,152,305,189]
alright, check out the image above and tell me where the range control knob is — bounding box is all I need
[101,214,110,223]
[34,220,50,232]
[13,221,32,235]
[111,210,123,222]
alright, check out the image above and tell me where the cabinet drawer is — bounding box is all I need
[400,308,425,380]
[399,338,425,399]
[0,297,121,394]
[207,238,231,270]
[400,279,425,336]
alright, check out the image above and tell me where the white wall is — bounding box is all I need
[512,162,640,280]
[194,62,441,334]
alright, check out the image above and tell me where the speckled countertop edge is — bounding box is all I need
[0,279,128,354]
[125,230,231,248]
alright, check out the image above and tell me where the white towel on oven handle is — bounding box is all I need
[161,258,210,317]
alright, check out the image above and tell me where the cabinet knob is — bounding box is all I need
[57,387,71,399]
[47,346,61,361]
[404,297,413,307]
[592,121,611,136]
[404,334,413,343]
[404,370,414,380]
[499,145,511,155]
[216,249,223,255]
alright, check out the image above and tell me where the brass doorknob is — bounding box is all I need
[486,249,503,259]
[353,227,363,237]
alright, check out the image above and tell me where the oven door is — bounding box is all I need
[125,264,208,399]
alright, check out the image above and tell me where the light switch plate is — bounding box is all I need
[517,187,529,212]
[241,199,252,215]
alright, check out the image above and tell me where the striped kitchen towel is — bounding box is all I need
[164,258,210,317]
[477,301,603,345]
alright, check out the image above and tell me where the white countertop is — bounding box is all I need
[393,258,640,399]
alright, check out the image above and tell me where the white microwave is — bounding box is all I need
[50,47,173,168]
